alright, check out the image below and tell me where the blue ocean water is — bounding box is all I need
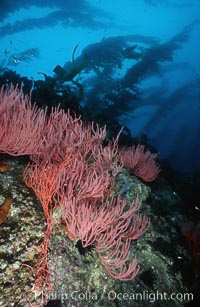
[0,0,200,174]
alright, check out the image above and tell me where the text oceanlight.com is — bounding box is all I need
[40,289,194,303]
